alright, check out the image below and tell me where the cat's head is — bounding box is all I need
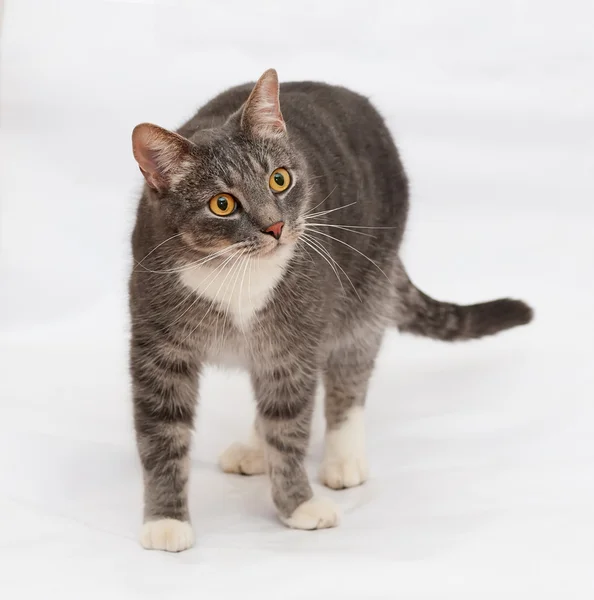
[131,69,310,261]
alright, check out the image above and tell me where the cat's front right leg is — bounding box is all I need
[130,333,200,552]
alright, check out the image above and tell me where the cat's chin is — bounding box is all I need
[254,246,277,258]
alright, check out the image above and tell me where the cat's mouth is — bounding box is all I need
[250,235,297,258]
[184,229,297,263]
[250,241,282,257]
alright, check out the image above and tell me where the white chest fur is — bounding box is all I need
[179,245,293,329]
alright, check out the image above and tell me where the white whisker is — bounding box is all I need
[236,254,252,343]
[223,252,247,332]
[304,185,338,216]
[171,249,242,327]
[131,249,240,329]
[304,201,357,220]
[134,232,186,269]
[306,224,375,238]
[301,233,362,302]
[298,236,346,296]
[298,243,315,265]
[212,253,246,351]
[248,255,263,331]
[306,223,397,230]
[137,243,242,275]
[156,249,244,320]
[306,228,391,282]
[179,250,244,344]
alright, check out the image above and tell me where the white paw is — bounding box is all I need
[320,456,368,489]
[219,441,266,475]
[140,519,194,552]
[321,406,368,489]
[279,497,341,530]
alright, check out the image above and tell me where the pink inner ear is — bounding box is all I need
[242,69,286,136]
[137,163,161,191]
[132,124,188,191]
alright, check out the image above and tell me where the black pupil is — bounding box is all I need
[274,172,285,187]
[217,197,229,211]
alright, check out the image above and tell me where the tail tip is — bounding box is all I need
[507,299,534,326]
[484,298,534,334]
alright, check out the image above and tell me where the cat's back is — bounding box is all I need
[179,79,389,145]
[280,80,382,125]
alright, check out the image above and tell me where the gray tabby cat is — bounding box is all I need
[129,69,532,552]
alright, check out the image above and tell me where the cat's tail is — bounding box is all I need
[393,264,533,341]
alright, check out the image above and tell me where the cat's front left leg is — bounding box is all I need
[252,366,340,530]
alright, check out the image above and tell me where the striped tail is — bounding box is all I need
[394,267,533,341]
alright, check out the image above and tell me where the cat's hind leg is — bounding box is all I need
[320,334,383,489]
[219,420,266,475]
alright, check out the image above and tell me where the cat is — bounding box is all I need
[128,69,533,552]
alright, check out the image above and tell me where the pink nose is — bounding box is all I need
[262,221,284,240]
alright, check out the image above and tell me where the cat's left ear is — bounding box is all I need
[241,68,286,138]
[132,123,193,193]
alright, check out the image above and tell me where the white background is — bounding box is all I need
[1,0,593,597]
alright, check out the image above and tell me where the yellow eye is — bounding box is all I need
[269,168,291,193]
[209,193,237,216]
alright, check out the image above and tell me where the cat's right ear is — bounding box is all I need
[132,123,192,192]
